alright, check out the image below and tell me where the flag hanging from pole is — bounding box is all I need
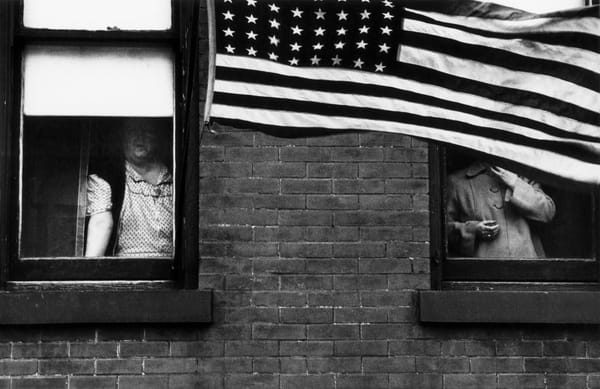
[205,0,600,184]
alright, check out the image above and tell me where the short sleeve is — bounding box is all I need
[86,174,112,216]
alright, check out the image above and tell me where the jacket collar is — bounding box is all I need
[465,161,489,178]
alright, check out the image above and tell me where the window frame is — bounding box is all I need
[0,0,200,289]
[429,144,600,289]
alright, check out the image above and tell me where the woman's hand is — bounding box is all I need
[476,220,499,241]
[490,166,518,189]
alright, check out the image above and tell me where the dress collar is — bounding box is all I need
[125,161,172,184]
[465,161,488,178]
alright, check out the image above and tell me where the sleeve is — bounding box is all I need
[446,176,479,257]
[504,178,556,223]
[86,174,112,216]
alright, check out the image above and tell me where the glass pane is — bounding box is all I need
[491,0,585,12]
[20,117,175,258]
[23,45,174,117]
[445,150,594,260]
[23,0,171,31]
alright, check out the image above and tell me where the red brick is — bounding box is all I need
[333,179,385,194]
[389,373,443,389]
[69,376,117,389]
[282,179,331,194]
[388,274,430,290]
[225,275,279,290]
[333,244,386,258]
[281,357,307,373]
[360,226,412,240]
[280,374,335,389]
[96,359,142,375]
[144,358,198,374]
[119,341,169,357]
[305,259,356,274]
[385,178,428,194]
[280,147,331,162]
[222,178,280,194]
[255,133,306,146]
[305,227,359,242]
[279,211,332,226]
[168,374,223,389]
[360,133,411,147]
[543,341,585,357]
[334,307,388,323]
[280,308,333,324]
[253,324,306,340]
[198,357,252,373]
[200,162,252,177]
[334,341,388,356]
[225,147,278,161]
[358,258,412,273]
[70,342,118,358]
[336,374,388,389]
[224,341,278,356]
[200,226,253,241]
[199,147,224,161]
[224,374,279,389]
[254,227,306,242]
[524,357,568,373]
[170,341,224,357]
[566,358,600,373]
[307,133,358,146]
[202,131,253,146]
[280,341,333,356]
[332,148,383,161]
[388,242,430,257]
[334,275,388,290]
[363,357,415,372]
[359,163,411,178]
[12,343,67,359]
[254,195,306,209]
[443,374,497,389]
[390,340,441,356]
[308,291,360,306]
[224,307,279,323]
[279,243,333,258]
[118,376,169,389]
[197,325,252,340]
[307,163,357,178]
[280,275,333,290]
[307,324,359,340]
[200,194,254,209]
[360,324,413,340]
[0,360,37,375]
[361,291,413,306]
[307,357,361,373]
[253,357,280,373]
[498,374,545,389]
[253,162,306,177]
[11,378,66,389]
[252,291,307,307]
[39,359,94,374]
[546,374,587,389]
[416,357,469,373]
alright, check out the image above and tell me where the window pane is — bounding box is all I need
[23,45,174,117]
[23,0,171,31]
[20,117,174,258]
[445,151,594,260]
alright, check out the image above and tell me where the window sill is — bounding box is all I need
[419,290,600,324]
[0,289,212,324]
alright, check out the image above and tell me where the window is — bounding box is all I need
[0,0,208,323]
[419,0,600,324]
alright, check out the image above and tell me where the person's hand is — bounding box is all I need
[490,166,518,189]
[476,220,499,241]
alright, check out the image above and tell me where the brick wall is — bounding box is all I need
[2,128,600,389]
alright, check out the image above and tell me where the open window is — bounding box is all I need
[0,0,208,323]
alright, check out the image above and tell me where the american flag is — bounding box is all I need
[206,0,600,184]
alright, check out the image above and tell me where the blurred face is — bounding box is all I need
[122,126,159,165]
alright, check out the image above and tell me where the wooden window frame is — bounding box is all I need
[0,0,209,324]
[422,144,600,323]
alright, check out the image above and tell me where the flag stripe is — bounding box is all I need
[210,106,600,185]
[214,78,600,155]
[405,8,600,53]
[399,45,598,113]
[216,56,600,140]
[213,90,600,163]
[404,18,599,73]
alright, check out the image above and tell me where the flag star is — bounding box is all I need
[247,47,257,56]
[360,9,371,19]
[353,58,364,69]
[223,27,234,37]
[314,27,326,36]
[315,8,326,19]
[379,43,391,53]
[223,10,234,20]
[356,40,367,49]
[289,57,299,65]
[268,35,280,46]
[268,52,279,61]
[291,7,304,18]
[359,25,370,34]
[381,26,392,35]
[331,55,342,65]
[336,27,347,36]
[337,10,348,20]
[269,19,280,29]
[246,14,258,24]
[290,42,302,51]
[246,0,257,6]
[291,25,303,35]
[383,0,395,7]
[310,55,321,65]
[313,42,324,50]
[334,41,346,49]
[246,30,258,40]
[269,3,280,12]
[383,12,394,20]
[225,44,235,53]
[375,62,386,72]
